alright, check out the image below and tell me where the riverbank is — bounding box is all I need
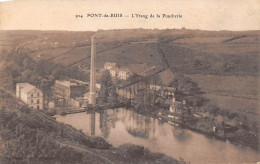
[50,100,258,150]
[125,105,259,150]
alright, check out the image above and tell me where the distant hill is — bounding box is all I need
[0,29,259,76]
[0,29,259,118]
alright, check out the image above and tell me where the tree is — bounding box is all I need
[34,59,54,77]
[22,57,35,70]
[169,74,200,98]
[98,70,114,105]
[98,85,109,104]
[133,92,145,110]
[21,70,33,81]
[0,67,14,90]
[108,85,119,105]
[51,66,66,80]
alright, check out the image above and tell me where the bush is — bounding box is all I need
[119,144,145,159]
[20,105,31,113]
[90,137,112,149]
[184,96,207,107]
[204,103,220,115]
[60,111,67,116]
[143,149,163,160]
[227,112,239,119]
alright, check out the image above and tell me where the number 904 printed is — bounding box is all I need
[75,13,123,18]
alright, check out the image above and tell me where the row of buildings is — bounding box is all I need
[15,81,185,127]
[16,79,102,110]
[104,62,163,80]
[15,62,176,111]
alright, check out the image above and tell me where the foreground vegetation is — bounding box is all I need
[0,89,181,164]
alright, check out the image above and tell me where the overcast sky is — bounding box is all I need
[0,0,259,31]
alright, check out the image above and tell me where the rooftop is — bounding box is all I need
[56,79,88,87]
[17,83,28,88]
[19,83,37,93]
[118,67,132,73]
[104,62,117,67]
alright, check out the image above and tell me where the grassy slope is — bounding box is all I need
[1,29,259,70]
[1,29,259,113]
[0,89,179,164]
[185,74,259,117]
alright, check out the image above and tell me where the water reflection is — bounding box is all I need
[99,109,118,138]
[172,128,191,142]
[56,108,260,164]
[89,113,95,136]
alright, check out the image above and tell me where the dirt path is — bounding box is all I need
[57,142,115,164]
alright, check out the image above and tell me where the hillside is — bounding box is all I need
[0,88,180,164]
[0,29,259,116]
[0,29,259,76]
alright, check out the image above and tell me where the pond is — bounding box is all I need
[55,108,260,164]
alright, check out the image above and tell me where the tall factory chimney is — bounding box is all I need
[89,36,96,106]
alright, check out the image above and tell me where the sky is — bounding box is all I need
[0,0,259,31]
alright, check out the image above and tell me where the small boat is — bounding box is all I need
[174,123,180,127]
[168,121,180,127]
[168,121,174,125]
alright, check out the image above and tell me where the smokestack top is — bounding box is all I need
[91,36,96,44]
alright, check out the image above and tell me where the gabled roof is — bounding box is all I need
[104,62,117,67]
[16,83,28,88]
[110,67,119,73]
[118,67,132,74]
[164,87,176,92]
[20,84,36,93]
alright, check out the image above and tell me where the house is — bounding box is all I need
[104,62,117,70]
[96,83,101,91]
[169,98,182,113]
[148,85,175,98]
[109,68,118,77]
[148,85,162,91]
[162,87,176,97]
[118,67,132,80]
[168,98,187,123]
[16,83,43,110]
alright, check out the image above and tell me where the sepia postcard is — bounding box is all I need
[0,0,260,163]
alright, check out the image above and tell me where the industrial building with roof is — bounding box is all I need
[16,83,43,110]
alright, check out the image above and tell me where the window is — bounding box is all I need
[31,94,33,97]
[37,106,40,110]
[31,100,33,104]
[37,93,39,97]
[37,99,40,104]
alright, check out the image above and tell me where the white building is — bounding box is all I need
[148,85,162,91]
[16,83,43,110]
[109,69,118,77]
[104,62,117,70]
[118,67,132,80]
